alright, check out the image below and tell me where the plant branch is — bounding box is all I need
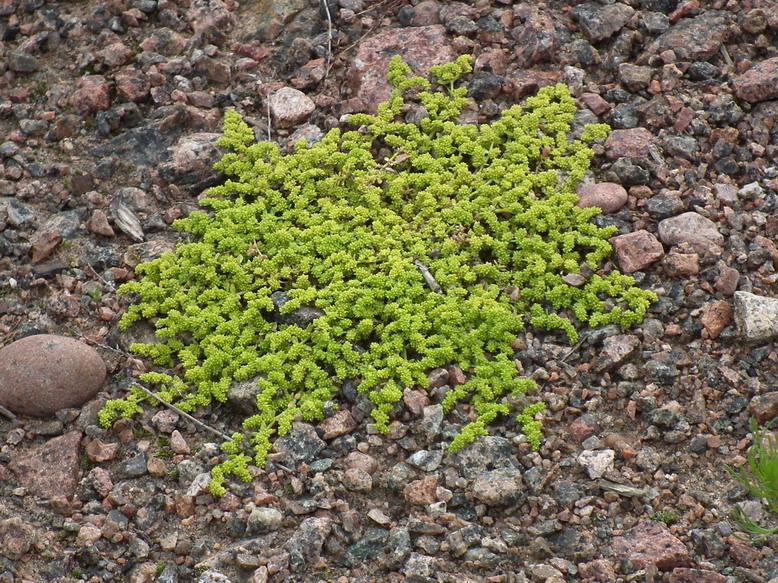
[131,382,233,442]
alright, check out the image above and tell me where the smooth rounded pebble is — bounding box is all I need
[577,182,629,213]
[0,334,106,417]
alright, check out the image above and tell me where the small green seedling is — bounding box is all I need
[729,418,778,537]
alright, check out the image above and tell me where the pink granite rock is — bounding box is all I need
[85,438,120,463]
[115,69,151,103]
[0,334,106,417]
[658,212,724,257]
[9,431,83,500]
[71,75,111,115]
[612,521,692,570]
[404,475,438,505]
[733,56,778,103]
[349,25,455,113]
[319,410,357,440]
[611,230,664,273]
[748,392,778,425]
[0,518,35,560]
[508,70,562,98]
[577,183,628,213]
[700,300,732,339]
[268,87,315,128]
[605,128,654,160]
[668,568,726,583]
[580,93,611,115]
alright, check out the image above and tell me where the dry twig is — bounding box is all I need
[266,98,272,142]
[0,404,17,422]
[131,382,233,442]
[321,0,334,79]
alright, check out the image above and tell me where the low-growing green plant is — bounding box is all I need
[99,55,656,496]
[730,419,778,537]
[650,510,680,526]
[155,561,167,576]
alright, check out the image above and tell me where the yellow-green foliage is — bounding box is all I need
[100,55,656,496]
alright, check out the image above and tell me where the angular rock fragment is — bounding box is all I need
[733,291,778,343]
[605,128,654,160]
[645,11,732,62]
[700,301,732,339]
[594,334,640,372]
[471,468,524,506]
[110,200,145,242]
[612,521,692,570]
[571,2,635,42]
[733,56,778,104]
[611,230,664,273]
[577,449,614,479]
[9,431,83,500]
[159,132,222,190]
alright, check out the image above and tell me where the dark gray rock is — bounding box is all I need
[554,480,585,508]
[285,517,331,572]
[342,528,388,567]
[663,135,698,161]
[649,11,732,61]
[1,198,36,228]
[270,291,325,328]
[272,422,326,466]
[116,450,148,479]
[383,462,417,491]
[611,158,650,186]
[227,377,261,415]
[608,104,640,129]
[7,51,38,72]
[468,72,503,101]
[90,125,174,167]
[572,3,635,42]
[452,436,517,479]
[384,527,411,569]
[647,192,684,219]
[687,61,720,81]
[641,11,669,34]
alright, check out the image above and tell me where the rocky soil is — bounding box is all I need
[1,0,778,582]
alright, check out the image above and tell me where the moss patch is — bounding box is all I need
[100,56,655,496]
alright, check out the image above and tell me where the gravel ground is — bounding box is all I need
[1,0,778,582]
